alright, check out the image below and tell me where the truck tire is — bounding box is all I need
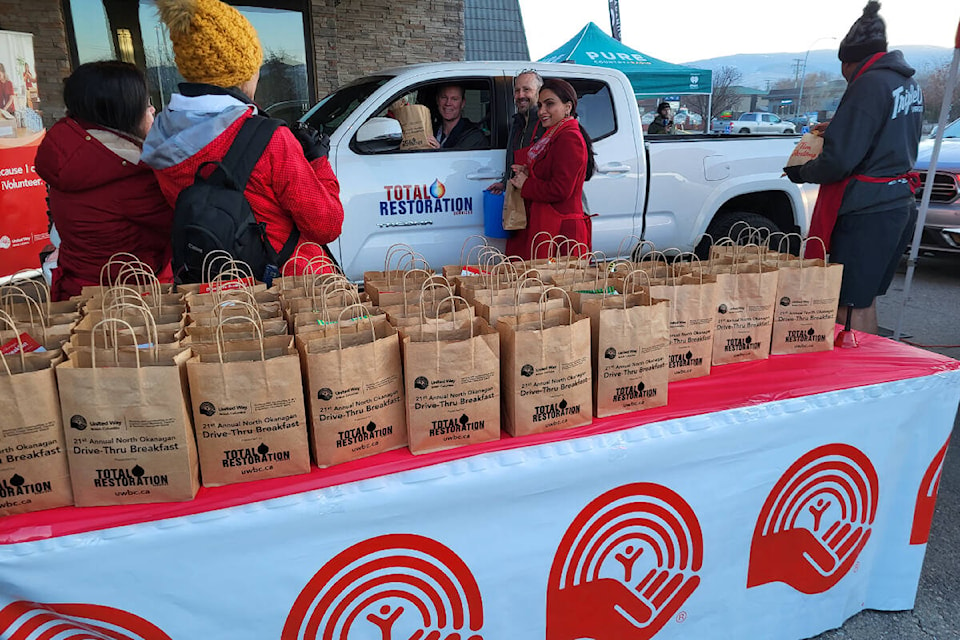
[739,128,750,134]
[696,211,783,258]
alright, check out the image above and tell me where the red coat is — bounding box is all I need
[35,118,174,301]
[505,118,591,260]
[150,110,343,274]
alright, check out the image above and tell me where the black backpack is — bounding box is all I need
[170,116,299,284]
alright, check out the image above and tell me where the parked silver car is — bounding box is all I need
[730,112,796,135]
[914,118,960,253]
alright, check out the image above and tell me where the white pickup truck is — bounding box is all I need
[300,62,817,278]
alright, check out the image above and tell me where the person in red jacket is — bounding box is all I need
[35,61,172,301]
[142,0,343,279]
[505,78,595,260]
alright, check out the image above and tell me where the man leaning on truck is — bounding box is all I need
[488,70,546,195]
[783,1,922,335]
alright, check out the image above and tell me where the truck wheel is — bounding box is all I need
[696,211,783,258]
[739,128,750,134]
[784,128,795,134]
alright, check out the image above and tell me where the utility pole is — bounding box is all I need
[792,58,804,87]
[609,0,622,41]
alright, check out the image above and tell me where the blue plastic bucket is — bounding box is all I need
[483,190,509,238]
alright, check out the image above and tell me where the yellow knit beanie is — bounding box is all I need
[157,0,262,89]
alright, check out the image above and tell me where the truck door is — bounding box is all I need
[332,76,504,279]
[566,77,641,258]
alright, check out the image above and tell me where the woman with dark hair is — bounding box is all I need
[505,77,595,260]
[0,63,15,114]
[35,61,173,300]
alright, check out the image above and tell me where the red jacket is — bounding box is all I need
[35,118,174,301]
[505,118,590,260]
[148,108,343,274]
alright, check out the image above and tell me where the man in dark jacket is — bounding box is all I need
[428,84,487,150]
[647,102,675,135]
[784,1,922,334]
[488,70,545,195]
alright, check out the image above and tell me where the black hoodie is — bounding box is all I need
[795,50,923,216]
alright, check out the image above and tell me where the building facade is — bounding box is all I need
[0,0,470,126]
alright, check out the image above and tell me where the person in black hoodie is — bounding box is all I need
[784,1,923,335]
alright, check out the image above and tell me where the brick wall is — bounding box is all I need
[333,0,463,87]
[0,0,71,126]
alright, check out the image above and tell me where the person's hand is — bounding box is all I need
[783,165,805,183]
[747,517,871,594]
[487,182,505,195]
[426,135,440,149]
[510,173,527,190]
[291,122,330,161]
[812,121,829,135]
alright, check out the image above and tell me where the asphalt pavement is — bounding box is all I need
[810,252,960,640]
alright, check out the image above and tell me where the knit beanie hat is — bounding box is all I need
[838,1,887,63]
[156,0,262,88]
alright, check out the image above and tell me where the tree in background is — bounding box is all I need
[688,66,742,123]
[918,58,960,123]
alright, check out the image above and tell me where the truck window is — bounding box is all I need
[359,78,494,154]
[762,114,775,123]
[565,79,616,141]
[303,76,391,137]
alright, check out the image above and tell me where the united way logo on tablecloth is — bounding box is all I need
[911,438,950,545]
[0,601,170,639]
[547,483,703,640]
[282,533,484,640]
[748,443,879,594]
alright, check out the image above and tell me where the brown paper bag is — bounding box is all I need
[502,182,527,231]
[771,254,843,355]
[401,310,500,454]
[711,261,779,366]
[581,290,670,417]
[186,328,310,487]
[299,309,407,467]
[395,103,435,150]
[648,267,719,381]
[56,319,199,506]
[785,132,824,167]
[497,291,592,436]
[0,322,73,516]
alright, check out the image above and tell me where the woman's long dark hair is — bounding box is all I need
[540,78,596,181]
[63,61,150,138]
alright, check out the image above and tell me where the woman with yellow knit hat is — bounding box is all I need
[142,0,343,279]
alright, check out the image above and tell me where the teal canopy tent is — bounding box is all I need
[539,22,713,99]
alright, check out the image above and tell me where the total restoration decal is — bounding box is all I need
[547,483,703,640]
[379,180,474,217]
[747,443,878,594]
[283,533,484,640]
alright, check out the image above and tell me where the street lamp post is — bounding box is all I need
[796,36,836,119]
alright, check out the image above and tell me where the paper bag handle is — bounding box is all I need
[458,235,489,269]
[622,268,652,295]
[90,318,142,369]
[2,278,52,318]
[215,316,265,363]
[419,280,455,320]
[538,287,573,330]
[281,253,311,279]
[531,231,556,262]
[200,250,235,284]
[98,253,149,291]
[0,309,27,373]
[615,235,644,261]
[336,303,376,351]
[1,289,45,330]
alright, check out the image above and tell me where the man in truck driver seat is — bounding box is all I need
[427,84,487,150]
[488,69,546,195]
[783,1,922,335]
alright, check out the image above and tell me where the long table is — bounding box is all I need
[0,331,958,640]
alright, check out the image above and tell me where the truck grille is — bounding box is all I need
[915,171,959,203]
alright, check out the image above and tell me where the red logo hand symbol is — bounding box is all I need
[547,570,699,640]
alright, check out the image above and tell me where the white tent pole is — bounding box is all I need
[894,23,960,341]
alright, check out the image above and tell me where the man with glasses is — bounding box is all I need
[488,69,545,194]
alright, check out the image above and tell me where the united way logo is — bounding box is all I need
[911,438,950,545]
[748,443,879,594]
[282,533,484,640]
[547,483,703,640]
[0,601,171,639]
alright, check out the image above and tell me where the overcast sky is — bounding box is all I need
[518,0,958,63]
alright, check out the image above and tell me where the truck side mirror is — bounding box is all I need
[355,117,403,153]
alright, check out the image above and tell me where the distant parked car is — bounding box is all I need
[731,112,796,135]
[913,118,960,253]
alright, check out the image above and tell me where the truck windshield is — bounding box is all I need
[302,76,392,136]
[943,119,960,138]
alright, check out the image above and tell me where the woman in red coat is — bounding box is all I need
[35,61,173,301]
[505,78,595,260]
